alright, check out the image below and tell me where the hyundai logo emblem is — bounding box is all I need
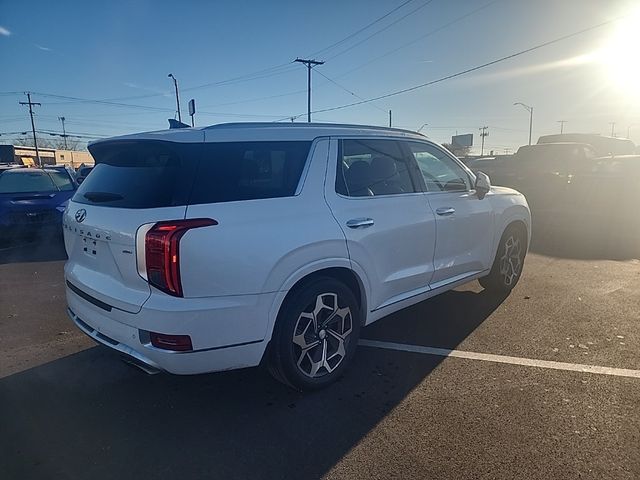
[75,209,87,223]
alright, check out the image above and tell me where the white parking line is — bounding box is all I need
[358,339,640,379]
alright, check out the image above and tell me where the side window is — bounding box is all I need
[336,139,418,197]
[406,142,471,192]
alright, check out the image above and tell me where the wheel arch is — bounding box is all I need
[489,216,530,268]
[266,263,369,345]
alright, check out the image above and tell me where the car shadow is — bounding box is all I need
[528,211,640,261]
[0,234,67,265]
[0,287,502,480]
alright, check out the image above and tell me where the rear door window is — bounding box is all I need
[189,141,311,204]
[336,139,419,197]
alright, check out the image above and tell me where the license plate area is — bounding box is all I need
[81,235,100,257]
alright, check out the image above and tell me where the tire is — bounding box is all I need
[268,277,361,391]
[479,223,527,294]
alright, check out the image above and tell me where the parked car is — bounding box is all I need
[75,166,93,184]
[469,142,640,231]
[63,123,530,390]
[0,166,77,240]
[537,133,635,157]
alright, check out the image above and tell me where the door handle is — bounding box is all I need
[435,207,455,216]
[346,218,375,229]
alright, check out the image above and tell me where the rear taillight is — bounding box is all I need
[144,218,217,297]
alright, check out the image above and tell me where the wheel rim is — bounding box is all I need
[499,235,523,287]
[292,292,353,378]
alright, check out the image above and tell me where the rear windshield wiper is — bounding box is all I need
[83,191,124,203]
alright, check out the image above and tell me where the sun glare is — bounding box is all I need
[598,7,640,98]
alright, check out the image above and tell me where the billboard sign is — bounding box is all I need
[452,133,473,147]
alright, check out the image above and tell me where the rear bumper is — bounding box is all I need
[65,283,273,375]
[69,308,163,374]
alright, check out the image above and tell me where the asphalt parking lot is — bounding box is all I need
[1,225,639,480]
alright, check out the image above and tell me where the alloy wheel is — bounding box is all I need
[292,292,353,378]
[499,235,522,287]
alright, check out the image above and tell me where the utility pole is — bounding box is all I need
[168,73,182,122]
[609,122,616,137]
[388,110,392,128]
[479,126,489,156]
[557,120,567,134]
[294,58,324,122]
[58,116,68,149]
[19,92,41,166]
[514,102,533,145]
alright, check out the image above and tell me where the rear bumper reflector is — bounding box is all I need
[149,332,193,352]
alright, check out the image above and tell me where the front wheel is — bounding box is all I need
[479,224,527,294]
[268,277,361,390]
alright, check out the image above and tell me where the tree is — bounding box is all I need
[12,134,83,150]
[442,142,471,158]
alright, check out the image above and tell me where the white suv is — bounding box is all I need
[63,123,530,390]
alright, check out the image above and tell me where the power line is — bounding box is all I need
[37,129,109,139]
[313,69,388,114]
[334,0,501,79]
[38,2,425,106]
[280,17,621,121]
[325,0,436,61]
[307,0,416,57]
[0,1,484,116]
[26,92,293,118]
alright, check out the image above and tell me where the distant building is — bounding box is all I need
[9,145,94,168]
[55,149,95,168]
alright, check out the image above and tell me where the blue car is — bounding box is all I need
[0,166,77,241]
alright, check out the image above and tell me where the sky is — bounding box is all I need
[1,0,639,154]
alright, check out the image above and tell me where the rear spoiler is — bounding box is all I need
[168,119,190,129]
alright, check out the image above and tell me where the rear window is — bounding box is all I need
[189,141,311,205]
[0,170,74,193]
[75,140,310,208]
[75,141,198,208]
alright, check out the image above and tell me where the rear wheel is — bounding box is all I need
[268,277,361,390]
[479,224,527,294]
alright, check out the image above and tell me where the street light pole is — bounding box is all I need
[417,123,428,133]
[514,102,533,145]
[168,73,182,123]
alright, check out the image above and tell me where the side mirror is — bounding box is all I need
[475,171,491,199]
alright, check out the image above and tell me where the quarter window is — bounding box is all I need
[191,141,311,204]
[336,139,418,197]
[406,142,471,192]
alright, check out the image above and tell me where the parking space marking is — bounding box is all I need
[358,339,640,379]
